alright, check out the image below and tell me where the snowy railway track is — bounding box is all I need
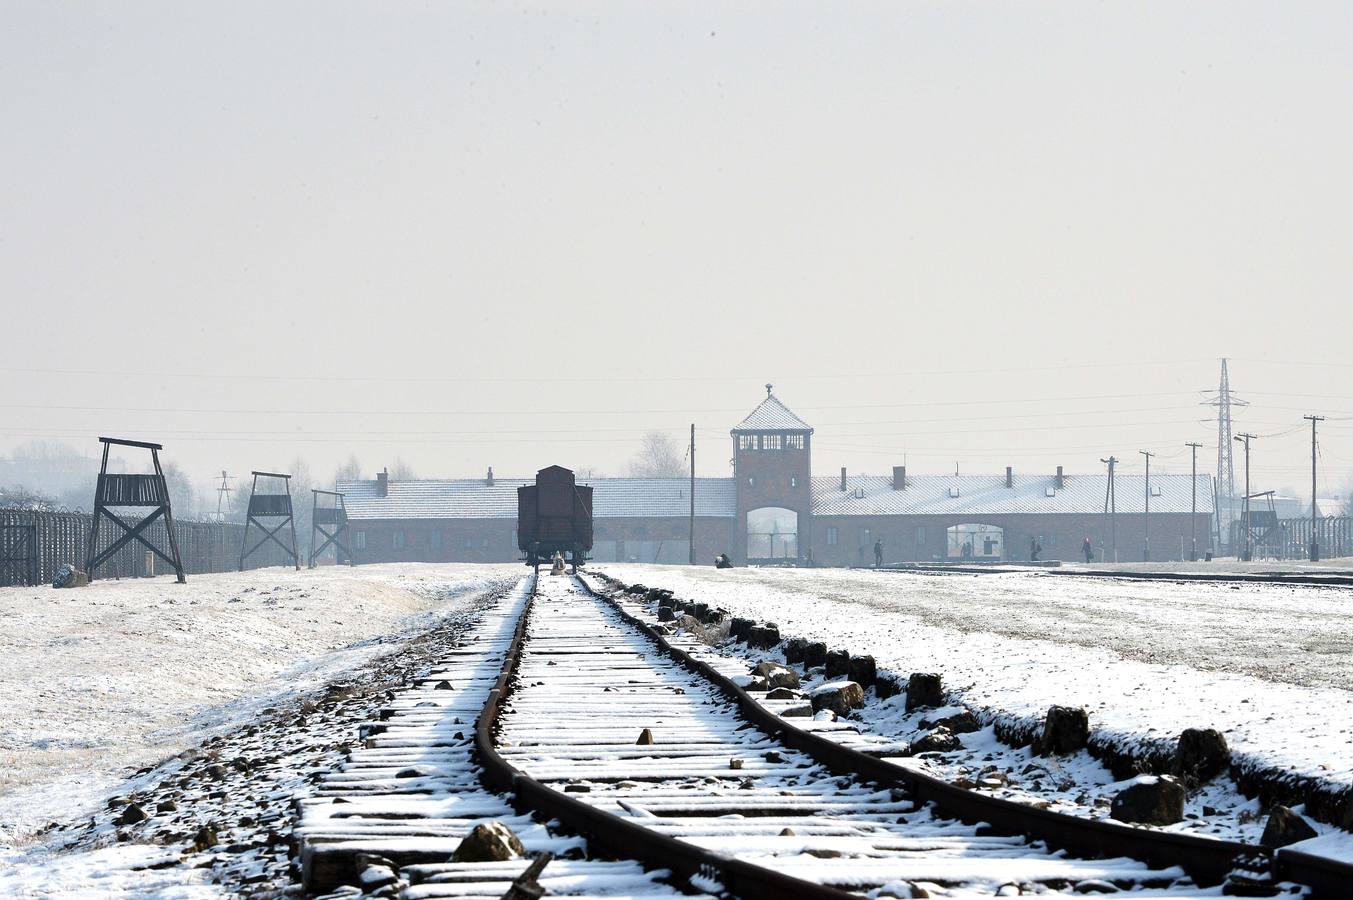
[297,580,697,898]
[483,575,1248,899]
[298,573,1344,898]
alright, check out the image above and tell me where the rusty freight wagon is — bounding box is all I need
[517,465,593,572]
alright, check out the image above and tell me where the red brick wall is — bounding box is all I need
[809,512,1215,566]
[348,516,739,566]
[733,434,813,563]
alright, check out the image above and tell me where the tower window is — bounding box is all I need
[826,526,839,546]
[747,476,755,487]
[787,434,804,449]
[790,476,798,488]
[764,434,782,450]
[738,434,757,450]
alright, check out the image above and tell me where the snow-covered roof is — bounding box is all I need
[811,474,1215,517]
[731,393,813,433]
[338,477,738,520]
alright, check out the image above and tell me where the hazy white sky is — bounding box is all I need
[2,2,1350,499]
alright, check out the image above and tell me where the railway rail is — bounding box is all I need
[298,573,1349,898]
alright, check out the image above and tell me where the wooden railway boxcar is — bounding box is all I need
[517,465,593,571]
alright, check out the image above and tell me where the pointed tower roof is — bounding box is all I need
[731,385,813,433]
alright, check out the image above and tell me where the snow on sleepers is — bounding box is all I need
[298,577,699,899]
[497,575,1206,896]
[296,580,556,892]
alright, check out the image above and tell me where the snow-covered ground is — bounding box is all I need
[0,563,519,849]
[595,565,1353,798]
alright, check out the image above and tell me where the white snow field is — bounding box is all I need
[0,563,519,849]
[595,565,1353,796]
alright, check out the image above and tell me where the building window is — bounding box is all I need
[764,434,782,450]
[354,530,366,550]
[392,531,406,550]
[738,434,757,450]
[826,526,838,546]
[747,476,755,488]
[790,476,798,488]
[786,434,805,450]
[915,526,925,547]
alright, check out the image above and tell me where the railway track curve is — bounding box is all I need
[299,573,1350,898]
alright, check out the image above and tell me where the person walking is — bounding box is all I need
[873,539,884,567]
[1082,537,1094,563]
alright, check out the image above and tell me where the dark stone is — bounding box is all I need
[825,649,851,679]
[803,642,828,669]
[784,637,807,664]
[193,824,219,851]
[905,673,944,712]
[452,822,525,862]
[636,728,655,745]
[749,625,780,649]
[657,607,675,622]
[810,681,865,716]
[1173,728,1229,788]
[1040,706,1090,756]
[1260,805,1318,848]
[115,803,147,826]
[691,603,709,620]
[156,800,177,813]
[875,675,904,700]
[755,662,800,689]
[1109,777,1185,825]
[766,687,799,700]
[703,609,726,625]
[920,709,981,734]
[205,764,227,781]
[910,727,962,755]
[627,584,648,595]
[730,618,754,641]
[848,655,877,687]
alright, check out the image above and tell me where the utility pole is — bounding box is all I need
[688,423,696,565]
[1235,433,1256,561]
[1139,450,1153,561]
[1305,415,1324,561]
[1185,443,1202,561]
[1101,456,1117,563]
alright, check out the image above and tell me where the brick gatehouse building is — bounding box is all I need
[339,390,1214,566]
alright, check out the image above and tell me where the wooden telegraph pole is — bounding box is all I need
[688,423,696,565]
[1185,442,1202,561]
[1234,433,1256,561]
[1100,455,1117,563]
[1304,415,1324,561]
[1139,450,1153,561]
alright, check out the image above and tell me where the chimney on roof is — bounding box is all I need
[1006,466,1013,488]
[840,467,847,491]
[1055,465,1064,490]
[486,466,494,486]
[893,465,906,490]
[376,468,389,497]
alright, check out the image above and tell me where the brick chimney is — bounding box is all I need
[486,466,494,486]
[840,467,847,491]
[893,465,906,490]
[376,468,388,497]
[1006,466,1013,488]
[1055,465,1064,490]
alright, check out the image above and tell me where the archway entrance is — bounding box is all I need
[747,507,798,561]
[947,523,1003,560]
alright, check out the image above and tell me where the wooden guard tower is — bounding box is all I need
[239,471,300,571]
[85,437,186,583]
[309,489,351,568]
